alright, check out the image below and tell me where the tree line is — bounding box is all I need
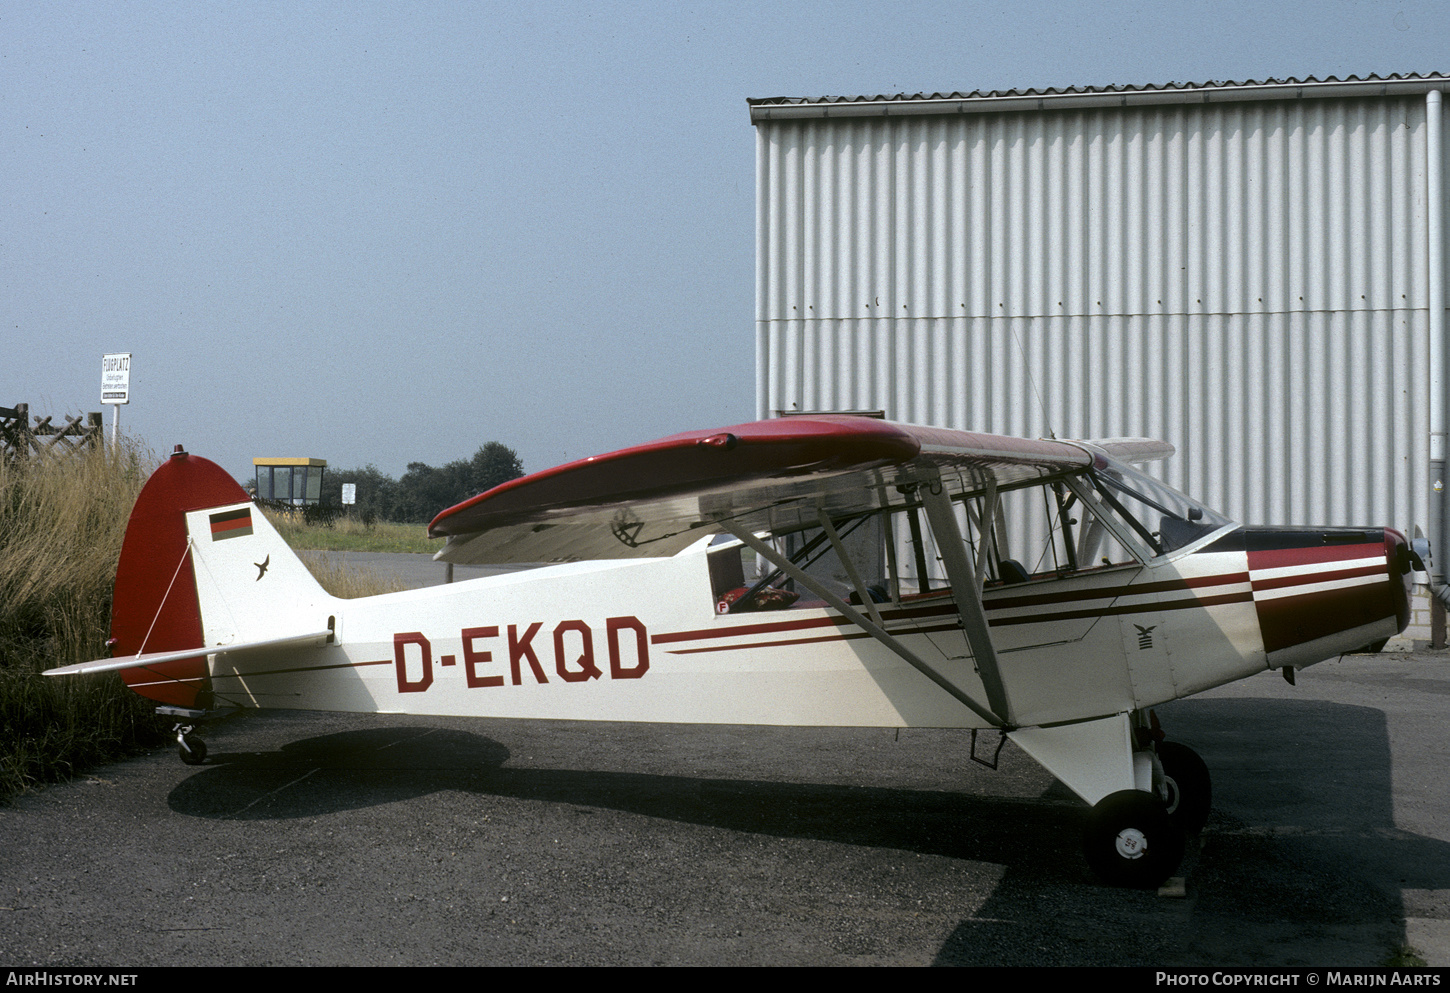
[321,442,524,524]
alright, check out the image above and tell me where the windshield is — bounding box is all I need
[1090,455,1232,556]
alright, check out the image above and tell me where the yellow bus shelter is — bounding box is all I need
[253,457,326,506]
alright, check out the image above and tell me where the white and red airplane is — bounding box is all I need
[46,415,1424,887]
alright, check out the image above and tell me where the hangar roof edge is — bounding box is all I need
[748,72,1450,122]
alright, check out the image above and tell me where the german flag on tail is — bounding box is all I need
[209,507,254,541]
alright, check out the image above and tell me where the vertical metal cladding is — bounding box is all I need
[757,95,1435,536]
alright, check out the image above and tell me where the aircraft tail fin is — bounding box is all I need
[183,500,333,652]
[104,446,332,708]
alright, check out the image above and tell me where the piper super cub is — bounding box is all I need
[47,415,1424,887]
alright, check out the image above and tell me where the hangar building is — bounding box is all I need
[749,73,1450,635]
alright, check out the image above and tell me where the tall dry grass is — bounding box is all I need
[0,440,169,797]
[297,551,407,598]
[0,445,412,798]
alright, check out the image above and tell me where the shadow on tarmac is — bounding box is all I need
[170,723,1086,876]
[938,696,1450,965]
[166,694,1450,966]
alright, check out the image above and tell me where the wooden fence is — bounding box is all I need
[1,404,105,459]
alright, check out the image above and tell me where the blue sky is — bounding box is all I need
[5,0,1448,483]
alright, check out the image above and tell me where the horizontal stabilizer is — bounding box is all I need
[44,629,333,678]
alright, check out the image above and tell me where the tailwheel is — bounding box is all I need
[1083,789,1185,888]
[177,730,207,766]
[1158,741,1211,835]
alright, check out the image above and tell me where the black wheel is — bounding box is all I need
[1083,789,1185,888]
[1158,740,1211,835]
[179,735,207,766]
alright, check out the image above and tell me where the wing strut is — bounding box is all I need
[719,521,1008,729]
[962,476,999,585]
[918,480,1012,725]
[816,506,885,629]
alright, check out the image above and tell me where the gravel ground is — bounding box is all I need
[2,649,1447,966]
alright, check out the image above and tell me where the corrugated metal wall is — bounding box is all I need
[756,96,1437,536]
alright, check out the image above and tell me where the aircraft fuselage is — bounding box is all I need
[194,524,1412,734]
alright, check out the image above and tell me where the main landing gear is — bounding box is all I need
[1084,789,1185,889]
[1083,737,1211,888]
[1158,739,1211,835]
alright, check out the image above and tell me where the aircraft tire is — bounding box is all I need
[179,736,207,766]
[1083,790,1185,888]
[1158,741,1211,835]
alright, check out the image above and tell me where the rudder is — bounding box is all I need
[112,446,334,708]
[113,447,248,707]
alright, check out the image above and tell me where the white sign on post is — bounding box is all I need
[101,352,131,447]
[101,353,131,405]
[341,483,356,505]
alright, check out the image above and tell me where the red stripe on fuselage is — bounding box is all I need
[1248,563,1384,594]
[658,580,1254,654]
[1246,541,1383,570]
[655,568,1255,648]
[652,602,959,646]
[985,590,1252,627]
[1245,537,1393,654]
[1255,583,1393,653]
[983,571,1249,611]
[665,625,957,656]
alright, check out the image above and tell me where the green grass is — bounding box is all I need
[261,510,437,554]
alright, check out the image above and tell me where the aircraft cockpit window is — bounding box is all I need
[716,515,888,613]
[988,481,1139,580]
[709,462,1224,616]
[1045,483,1140,571]
[1089,457,1231,556]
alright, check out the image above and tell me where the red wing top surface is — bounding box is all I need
[429,416,1094,565]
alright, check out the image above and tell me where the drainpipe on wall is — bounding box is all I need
[1427,90,1450,618]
